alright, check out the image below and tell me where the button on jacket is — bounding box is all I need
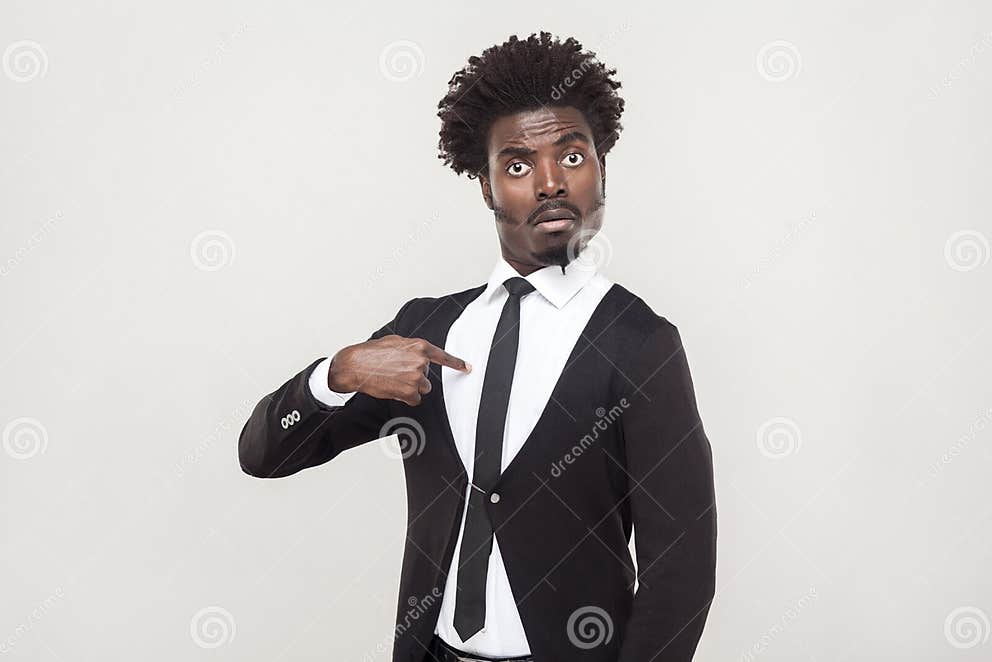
[239,258,718,662]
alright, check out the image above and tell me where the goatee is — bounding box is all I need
[534,240,579,274]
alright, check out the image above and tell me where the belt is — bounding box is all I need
[425,634,534,662]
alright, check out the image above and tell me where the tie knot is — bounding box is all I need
[503,276,536,298]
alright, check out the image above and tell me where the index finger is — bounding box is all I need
[422,341,472,373]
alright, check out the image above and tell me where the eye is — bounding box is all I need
[562,152,585,167]
[506,161,532,177]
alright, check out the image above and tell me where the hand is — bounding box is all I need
[327,335,472,406]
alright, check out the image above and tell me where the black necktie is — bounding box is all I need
[453,276,536,641]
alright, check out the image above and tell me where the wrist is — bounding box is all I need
[326,351,353,392]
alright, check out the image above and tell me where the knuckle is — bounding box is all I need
[401,386,420,406]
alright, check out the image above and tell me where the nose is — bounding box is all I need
[534,159,567,201]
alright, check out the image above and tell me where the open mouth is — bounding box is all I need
[534,204,578,226]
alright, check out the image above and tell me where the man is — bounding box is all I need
[239,31,717,662]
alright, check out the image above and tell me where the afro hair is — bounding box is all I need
[436,31,625,180]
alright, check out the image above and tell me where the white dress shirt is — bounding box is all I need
[309,254,614,657]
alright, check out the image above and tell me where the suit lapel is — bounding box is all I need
[493,283,619,489]
[416,285,486,480]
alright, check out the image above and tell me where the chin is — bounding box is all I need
[532,244,571,268]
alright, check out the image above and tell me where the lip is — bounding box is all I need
[534,218,575,233]
[534,209,577,225]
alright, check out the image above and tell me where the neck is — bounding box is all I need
[503,257,544,277]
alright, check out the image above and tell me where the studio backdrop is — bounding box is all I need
[2,1,990,660]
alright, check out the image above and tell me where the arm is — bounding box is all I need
[616,319,717,662]
[238,298,416,478]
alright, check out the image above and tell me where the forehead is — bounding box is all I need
[487,106,592,153]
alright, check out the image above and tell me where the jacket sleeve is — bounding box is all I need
[238,298,417,478]
[616,318,717,662]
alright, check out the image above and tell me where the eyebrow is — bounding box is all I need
[495,131,591,161]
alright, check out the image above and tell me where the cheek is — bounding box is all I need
[580,160,603,186]
[493,177,531,205]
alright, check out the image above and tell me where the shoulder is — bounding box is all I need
[604,284,701,405]
[393,283,488,334]
[602,281,679,348]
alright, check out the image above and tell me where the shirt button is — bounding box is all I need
[490,492,500,503]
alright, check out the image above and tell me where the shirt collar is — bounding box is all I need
[482,253,598,309]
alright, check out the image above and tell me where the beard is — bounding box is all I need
[533,242,571,274]
[494,191,605,274]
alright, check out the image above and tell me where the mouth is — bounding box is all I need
[534,218,575,233]
[534,208,577,223]
[533,208,578,233]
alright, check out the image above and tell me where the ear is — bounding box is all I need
[479,174,494,210]
[599,154,607,195]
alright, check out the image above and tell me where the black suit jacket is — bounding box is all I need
[239,282,717,662]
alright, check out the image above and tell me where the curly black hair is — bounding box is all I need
[436,31,625,180]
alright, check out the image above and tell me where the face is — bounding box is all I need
[479,105,606,275]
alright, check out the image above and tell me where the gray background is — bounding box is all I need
[2,1,990,660]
